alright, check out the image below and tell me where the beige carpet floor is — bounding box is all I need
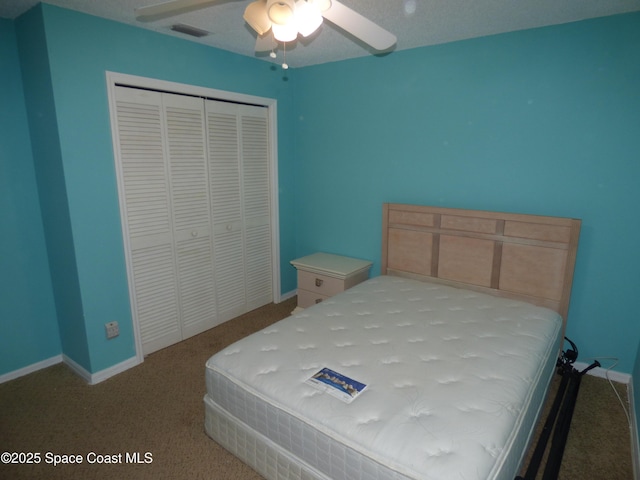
[0,296,634,479]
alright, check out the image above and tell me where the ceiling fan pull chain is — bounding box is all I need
[282,42,289,69]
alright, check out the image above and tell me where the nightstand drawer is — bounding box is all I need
[298,271,344,297]
[297,289,330,308]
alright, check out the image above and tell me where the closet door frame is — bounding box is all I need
[106,71,281,364]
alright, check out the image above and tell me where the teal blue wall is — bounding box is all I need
[293,12,640,373]
[16,6,91,372]
[5,4,296,376]
[0,18,61,373]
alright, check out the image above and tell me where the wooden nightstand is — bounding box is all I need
[290,252,373,309]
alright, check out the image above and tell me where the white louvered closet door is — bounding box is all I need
[115,87,182,354]
[163,93,218,340]
[115,87,218,355]
[241,106,273,310]
[114,85,273,356]
[206,100,272,322]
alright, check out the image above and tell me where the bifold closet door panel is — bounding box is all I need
[206,100,245,321]
[206,100,272,321]
[163,93,218,339]
[114,87,181,354]
[240,106,272,310]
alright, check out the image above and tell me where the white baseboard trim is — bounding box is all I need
[0,353,141,386]
[573,361,631,384]
[61,354,92,383]
[63,354,141,385]
[0,354,63,384]
[88,355,141,385]
[278,289,297,302]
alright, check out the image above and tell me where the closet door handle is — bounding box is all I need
[226,224,233,231]
[191,231,198,237]
[315,278,323,287]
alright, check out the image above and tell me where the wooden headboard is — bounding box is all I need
[381,204,581,326]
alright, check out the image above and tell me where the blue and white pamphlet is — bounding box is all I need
[306,367,367,403]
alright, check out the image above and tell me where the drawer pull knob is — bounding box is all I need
[315,278,324,287]
[315,298,322,304]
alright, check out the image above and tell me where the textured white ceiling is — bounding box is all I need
[3,0,640,68]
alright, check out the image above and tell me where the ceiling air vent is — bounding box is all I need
[170,23,210,38]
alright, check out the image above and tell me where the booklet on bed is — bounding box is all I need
[305,367,367,403]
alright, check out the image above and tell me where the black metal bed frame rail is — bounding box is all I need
[515,341,599,480]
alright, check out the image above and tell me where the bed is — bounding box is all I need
[204,203,581,480]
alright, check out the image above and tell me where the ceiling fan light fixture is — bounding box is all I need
[295,1,323,37]
[271,22,298,42]
[267,0,295,25]
[244,0,272,36]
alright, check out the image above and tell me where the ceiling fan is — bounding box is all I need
[135,0,397,58]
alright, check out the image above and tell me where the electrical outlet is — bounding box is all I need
[105,321,119,339]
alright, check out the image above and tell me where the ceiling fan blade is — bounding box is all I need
[255,31,277,52]
[321,0,396,51]
[135,0,223,22]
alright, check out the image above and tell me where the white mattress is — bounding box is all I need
[205,276,562,480]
